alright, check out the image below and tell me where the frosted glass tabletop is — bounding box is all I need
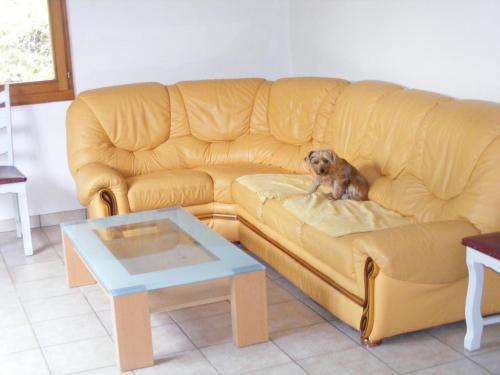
[61,208,264,296]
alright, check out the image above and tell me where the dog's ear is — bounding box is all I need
[325,149,336,162]
[304,150,316,164]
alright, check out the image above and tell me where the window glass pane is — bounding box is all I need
[0,0,55,84]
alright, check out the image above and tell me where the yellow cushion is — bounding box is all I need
[175,79,264,142]
[261,199,360,286]
[268,78,348,145]
[235,174,411,238]
[234,174,412,288]
[127,170,213,211]
[194,164,288,204]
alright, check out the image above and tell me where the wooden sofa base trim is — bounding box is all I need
[360,257,381,346]
[238,215,382,345]
[237,215,365,307]
[99,189,117,216]
[196,213,239,221]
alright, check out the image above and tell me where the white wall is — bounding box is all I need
[1,0,292,221]
[289,0,500,102]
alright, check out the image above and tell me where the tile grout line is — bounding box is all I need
[20,228,56,375]
[364,332,462,375]
[428,325,499,359]
[171,312,224,375]
[466,353,497,375]
[427,329,496,375]
[1,245,55,375]
[402,357,495,375]
[267,332,310,375]
[359,345,402,374]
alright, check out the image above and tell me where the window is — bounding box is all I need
[0,0,73,106]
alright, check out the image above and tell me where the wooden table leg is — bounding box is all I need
[112,292,154,371]
[231,270,268,347]
[63,234,96,288]
[464,248,484,351]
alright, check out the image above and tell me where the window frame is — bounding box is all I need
[2,0,74,106]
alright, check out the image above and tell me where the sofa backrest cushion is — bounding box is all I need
[367,98,500,232]
[267,78,348,145]
[77,83,170,152]
[175,79,264,142]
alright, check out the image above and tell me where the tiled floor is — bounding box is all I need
[0,226,499,375]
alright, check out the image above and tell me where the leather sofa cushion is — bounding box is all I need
[233,174,412,284]
[234,174,410,235]
[127,170,213,211]
[175,79,264,142]
[194,164,289,204]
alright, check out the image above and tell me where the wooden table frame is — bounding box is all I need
[63,234,268,371]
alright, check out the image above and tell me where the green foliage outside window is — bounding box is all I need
[0,0,55,84]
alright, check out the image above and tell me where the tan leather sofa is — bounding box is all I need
[67,78,500,345]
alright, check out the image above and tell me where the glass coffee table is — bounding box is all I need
[61,208,268,371]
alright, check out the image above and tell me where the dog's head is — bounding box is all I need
[304,149,336,176]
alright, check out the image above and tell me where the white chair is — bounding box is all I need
[0,84,33,256]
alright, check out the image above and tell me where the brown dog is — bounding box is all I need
[305,149,369,201]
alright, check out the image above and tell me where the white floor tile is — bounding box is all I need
[0,325,38,355]
[329,318,362,343]
[411,358,490,375]
[271,322,356,360]
[42,336,115,375]
[0,302,29,328]
[152,323,195,358]
[169,301,230,323]
[84,288,111,312]
[430,320,500,357]
[0,348,50,375]
[0,229,51,257]
[296,295,338,321]
[10,259,64,284]
[268,300,324,334]
[150,310,174,327]
[32,312,108,347]
[69,366,133,375]
[368,332,462,374]
[23,293,93,323]
[15,276,80,302]
[1,288,19,306]
[202,341,291,375]
[2,245,59,268]
[96,310,114,337]
[299,347,396,375]
[471,348,500,375]
[243,362,308,375]
[135,350,218,375]
[267,279,295,305]
[42,225,63,245]
[177,312,233,347]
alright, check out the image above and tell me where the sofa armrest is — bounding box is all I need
[352,221,480,284]
[75,163,130,215]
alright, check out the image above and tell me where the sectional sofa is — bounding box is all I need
[67,78,500,345]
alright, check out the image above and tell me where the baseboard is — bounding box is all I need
[0,208,87,233]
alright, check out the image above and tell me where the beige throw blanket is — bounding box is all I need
[236,174,412,237]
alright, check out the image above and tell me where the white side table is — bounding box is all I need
[463,232,500,351]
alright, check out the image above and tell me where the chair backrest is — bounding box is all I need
[0,84,14,166]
